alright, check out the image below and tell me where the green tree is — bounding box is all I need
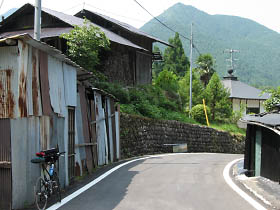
[154,69,179,92]
[263,87,280,111]
[61,19,110,73]
[178,70,204,109]
[163,32,190,77]
[152,45,164,76]
[195,54,215,87]
[204,73,232,121]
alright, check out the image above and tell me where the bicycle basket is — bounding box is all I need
[42,148,59,162]
[31,157,45,164]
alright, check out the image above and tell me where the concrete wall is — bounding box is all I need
[120,114,245,158]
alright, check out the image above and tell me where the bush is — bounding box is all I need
[94,82,129,104]
[154,69,179,92]
[191,104,210,124]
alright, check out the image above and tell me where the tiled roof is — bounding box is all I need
[222,77,270,100]
[75,9,170,46]
[0,4,147,51]
[41,7,147,51]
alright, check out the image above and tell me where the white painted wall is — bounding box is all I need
[232,98,266,115]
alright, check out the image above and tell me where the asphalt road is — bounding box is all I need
[57,153,255,210]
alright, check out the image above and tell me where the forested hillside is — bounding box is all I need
[140,3,280,87]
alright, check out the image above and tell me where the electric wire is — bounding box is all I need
[0,0,4,11]
[133,0,201,55]
[63,3,82,12]
[84,2,148,24]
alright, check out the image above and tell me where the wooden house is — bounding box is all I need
[0,4,168,86]
[75,9,170,85]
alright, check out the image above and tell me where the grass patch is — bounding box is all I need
[210,123,246,135]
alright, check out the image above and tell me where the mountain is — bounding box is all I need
[140,3,280,87]
[1,8,17,19]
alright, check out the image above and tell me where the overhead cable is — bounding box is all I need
[133,0,201,55]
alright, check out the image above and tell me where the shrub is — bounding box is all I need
[94,82,129,104]
[191,104,210,124]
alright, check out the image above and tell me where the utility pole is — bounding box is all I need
[34,0,41,41]
[224,49,239,73]
[189,22,193,116]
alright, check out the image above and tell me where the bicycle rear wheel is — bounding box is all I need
[35,177,48,210]
[52,172,61,202]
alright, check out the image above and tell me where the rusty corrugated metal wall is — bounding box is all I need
[0,46,18,119]
[0,119,12,210]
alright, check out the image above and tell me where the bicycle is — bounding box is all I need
[31,148,65,210]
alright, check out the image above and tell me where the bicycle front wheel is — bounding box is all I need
[35,177,48,210]
[52,172,61,202]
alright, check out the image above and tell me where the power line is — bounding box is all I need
[85,3,147,24]
[133,0,201,55]
[0,0,4,11]
[63,3,82,12]
[133,0,190,40]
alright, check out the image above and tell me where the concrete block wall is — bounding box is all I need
[120,114,245,158]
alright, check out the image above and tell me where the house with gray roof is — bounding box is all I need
[222,72,270,115]
[0,4,168,86]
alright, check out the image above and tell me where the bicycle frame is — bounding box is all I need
[31,148,65,209]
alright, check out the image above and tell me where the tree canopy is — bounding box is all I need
[163,32,190,77]
[61,19,110,73]
[195,54,216,87]
[204,73,232,121]
[263,87,280,111]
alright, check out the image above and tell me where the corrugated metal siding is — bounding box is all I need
[63,63,77,107]
[18,40,28,117]
[89,99,98,168]
[0,46,19,119]
[0,119,12,210]
[78,85,93,172]
[27,47,42,116]
[48,55,66,115]
[39,51,52,116]
[75,93,86,170]
[11,117,40,209]
[109,98,117,161]
[95,92,108,165]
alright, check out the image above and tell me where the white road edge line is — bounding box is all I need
[223,158,267,210]
[47,153,196,210]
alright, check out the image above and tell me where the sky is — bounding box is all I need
[1,0,280,33]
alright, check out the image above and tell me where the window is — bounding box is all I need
[246,107,260,114]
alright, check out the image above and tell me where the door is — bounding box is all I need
[0,119,12,210]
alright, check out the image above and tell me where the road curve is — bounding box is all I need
[56,153,255,210]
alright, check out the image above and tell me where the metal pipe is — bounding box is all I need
[189,23,193,116]
[34,0,41,41]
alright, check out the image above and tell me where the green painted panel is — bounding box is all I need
[255,130,262,176]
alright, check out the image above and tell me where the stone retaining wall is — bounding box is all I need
[120,113,245,158]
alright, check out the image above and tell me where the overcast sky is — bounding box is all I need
[1,0,280,33]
